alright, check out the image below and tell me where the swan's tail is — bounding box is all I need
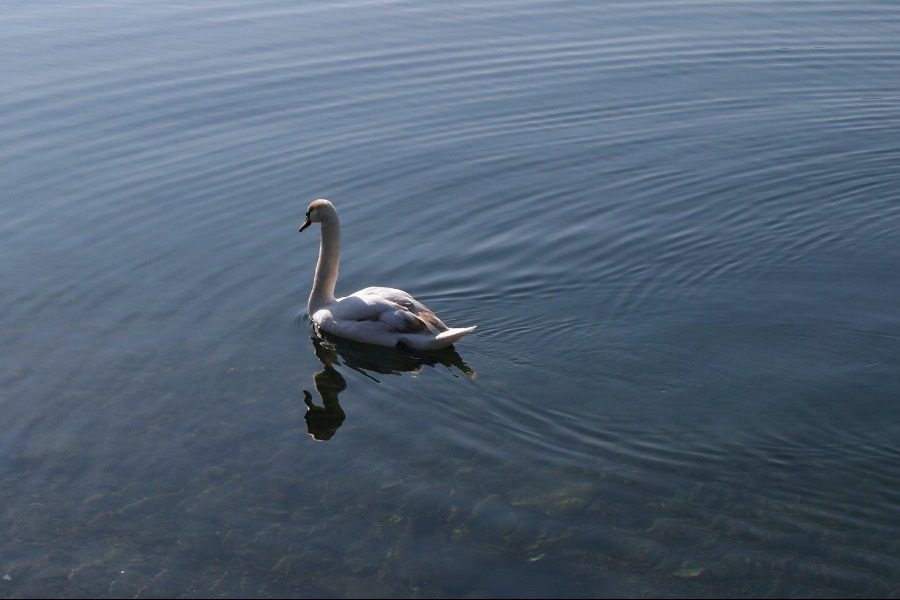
[434,326,477,347]
[398,325,477,350]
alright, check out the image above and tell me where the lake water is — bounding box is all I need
[2,0,899,597]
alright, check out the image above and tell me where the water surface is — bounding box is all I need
[2,0,899,597]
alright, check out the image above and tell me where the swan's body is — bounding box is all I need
[300,199,476,350]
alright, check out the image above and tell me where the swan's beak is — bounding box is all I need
[299,218,312,232]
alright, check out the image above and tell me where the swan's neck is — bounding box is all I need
[309,216,340,314]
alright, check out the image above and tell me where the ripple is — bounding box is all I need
[3,0,900,596]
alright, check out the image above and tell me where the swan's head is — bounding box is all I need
[299,198,336,232]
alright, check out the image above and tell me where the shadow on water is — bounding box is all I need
[302,333,475,441]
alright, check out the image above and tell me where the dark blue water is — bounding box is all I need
[2,1,899,596]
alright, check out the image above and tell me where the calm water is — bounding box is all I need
[2,1,899,597]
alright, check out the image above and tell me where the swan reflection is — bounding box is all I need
[302,333,474,441]
[302,366,346,441]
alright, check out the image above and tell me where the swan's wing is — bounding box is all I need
[330,287,449,334]
[360,287,450,333]
[312,295,399,346]
[313,287,473,349]
[325,294,385,322]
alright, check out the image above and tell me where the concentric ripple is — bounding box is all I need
[1,0,899,596]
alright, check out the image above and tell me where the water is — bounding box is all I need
[2,0,899,596]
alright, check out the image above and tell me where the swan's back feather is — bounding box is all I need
[311,286,471,349]
[350,287,449,332]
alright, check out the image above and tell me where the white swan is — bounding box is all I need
[299,199,476,350]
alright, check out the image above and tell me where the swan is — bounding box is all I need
[299,199,476,350]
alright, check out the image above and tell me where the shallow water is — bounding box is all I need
[2,0,900,597]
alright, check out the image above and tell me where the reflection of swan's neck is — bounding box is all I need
[309,216,340,314]
[316,366,348,402]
